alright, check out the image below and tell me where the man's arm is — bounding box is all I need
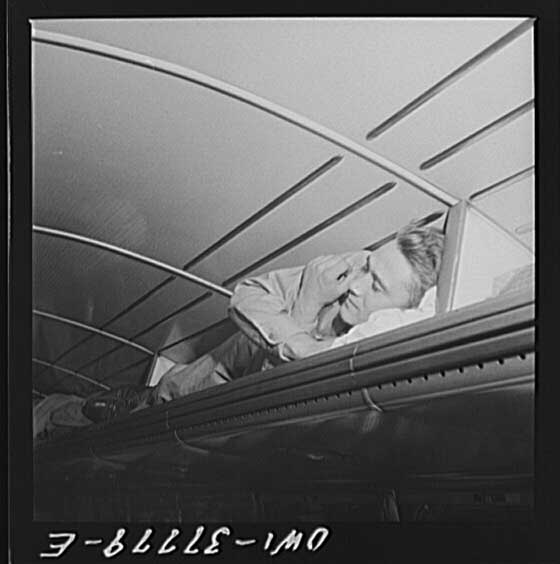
[229,252,368,360]
[280,332,336,359]
[228,265,315,361]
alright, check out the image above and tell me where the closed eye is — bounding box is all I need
[370,270,387,293]
[366,256,386,293]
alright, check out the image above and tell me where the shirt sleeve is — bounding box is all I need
[228,250,370,361]
[228,265,309,360]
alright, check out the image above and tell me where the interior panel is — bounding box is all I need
[33,320,144,376]
[370,30,533,174]
[472,175,534,244]
[79,343,152,381]
[32,362,101,397]
[33,314,93,364]
[101,358,153,389]
[421,111,534,201]
[32,41,337,267]
[33,231,171,331]
[33,18,524,143]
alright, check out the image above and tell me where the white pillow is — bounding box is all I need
[331,286,437,349]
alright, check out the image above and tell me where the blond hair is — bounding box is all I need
[396,223,445,307]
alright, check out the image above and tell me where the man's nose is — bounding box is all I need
[348,273,368,295]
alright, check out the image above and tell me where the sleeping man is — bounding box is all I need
[80,222,444,423]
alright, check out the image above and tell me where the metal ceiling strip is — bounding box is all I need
[469,165,534,201]
[32,358,111,391]
[222,181,397,286]
[365,19,534,140]
[81,180,398,367]
[183,156,345,271]
[81,294,212,375]
[97,356,151,385]
[82,298,219,380]
[158,318,231,354]
[109,157,345,342]
[130,294,211,344]
[75,343,144,376]
[33,225,232,297]
[364,210,445,251]
[126,182,396,352]
[35,334,96,381]
[33,157,344,375]
[419,100,534,171]
[32,29,457,206]
[33,309,154,356]
[31,222,229,378]
[96,157,344,333]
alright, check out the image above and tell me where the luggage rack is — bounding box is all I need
[35,288,534,481]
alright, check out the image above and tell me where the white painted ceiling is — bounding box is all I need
[31,18,534,396]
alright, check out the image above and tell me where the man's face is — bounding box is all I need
[338,242,416,326]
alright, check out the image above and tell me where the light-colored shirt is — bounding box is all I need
[229,251,369,361]
[155,251,368,400]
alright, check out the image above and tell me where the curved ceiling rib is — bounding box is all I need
[44,289,212,380]
[141,181,396,337]
[98,357,151,385]
[96,157,344,336]
[33,310,154,356]
[33,358,111,391]
[222,182,397,286]
[32,158,342,377]
[183,156,344,271]
[364,210,446,252]
[365,18,534,140]
[32,225,233,298]
[420,100,534,170]
[79,181,398,369]
[32,29,457,207]
[469,166,534,201]
[159,318,231,355]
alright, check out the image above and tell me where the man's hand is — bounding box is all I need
[292,254,361,329]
